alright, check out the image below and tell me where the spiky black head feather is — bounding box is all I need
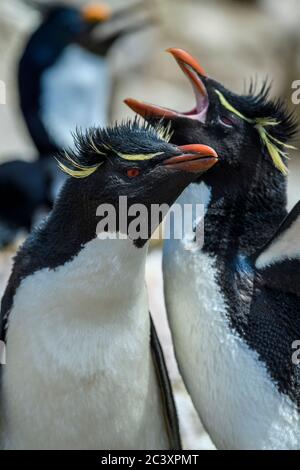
[54,119,217,245]
[56,119,173,178]
[220,79,298,145]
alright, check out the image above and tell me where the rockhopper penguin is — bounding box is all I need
[126,49,300,449]
[0,120,218,449]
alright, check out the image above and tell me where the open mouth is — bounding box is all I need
[125,48,209,122]
[164,144,218,173]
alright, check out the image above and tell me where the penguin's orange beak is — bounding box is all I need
[82,3,111,23]
[125,48,209,123]
[164,144,218,173]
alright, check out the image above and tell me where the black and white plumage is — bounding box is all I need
[126,49,300,449]
[0,4,110,247]
[254,201,300,297]
[18,3,113,156]
[19,2,152,156]
[0,3,145,248]
[0,121,218,449]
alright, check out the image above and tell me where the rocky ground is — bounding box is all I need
[0,0,299,449]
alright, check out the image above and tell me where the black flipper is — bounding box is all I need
[150,314,182,450]
[253,200,300,297]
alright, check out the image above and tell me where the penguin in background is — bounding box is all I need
[0,1,152,248]
[126,49,300,449]
[19,2,108,156]
[19,1,151,155]
[0,120,218,450]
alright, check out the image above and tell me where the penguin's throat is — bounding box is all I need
[47,236,148,320]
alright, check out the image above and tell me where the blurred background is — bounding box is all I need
[0,0,299,449]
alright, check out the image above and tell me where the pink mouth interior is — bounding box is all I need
[178,64,209,122]
[125,59,209,123]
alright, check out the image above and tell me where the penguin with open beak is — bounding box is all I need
[0,120,218,450]
[125,49,300,449]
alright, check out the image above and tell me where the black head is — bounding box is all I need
[34,3,111,46]
[56,120,218,242]
[125,48,297,194]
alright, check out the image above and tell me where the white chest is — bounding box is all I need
[163,185,300,449]
[41,45,111,149]
[1,237,168,449]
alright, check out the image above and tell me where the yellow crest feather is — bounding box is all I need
[215,90,251,122]
[155,121,173,143]
[255,125,289,175]
[56,151,101,178]
[116,151,163,161]
[88,135,107,155]
[215,89,296,175]
[56,120,174,178]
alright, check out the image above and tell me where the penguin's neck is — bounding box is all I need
[7,177,152,324]
[18,34,77,156]
[46,236,149,324]
[24,207,149,330]
[32,177,151,278]
[28,32,70,68]
[201,165,287,258]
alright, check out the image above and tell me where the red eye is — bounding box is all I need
[127,168,140,178]
[219,115,234,127]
